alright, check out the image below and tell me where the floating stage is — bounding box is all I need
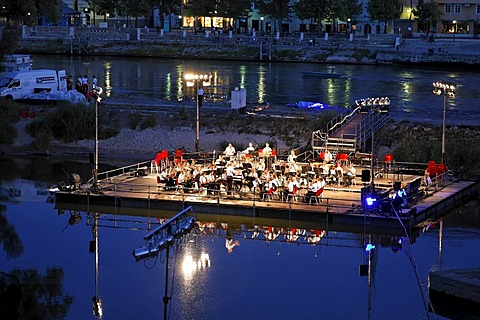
[54,166,480,233]
[429,268,480,319]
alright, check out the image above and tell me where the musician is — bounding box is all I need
[215,155,227,166]
[244,142,255,153]
[287,150,297,164]
[324,149,333,163]
[255,158,266,172]
[224,143,236,158]
[343,163,357,186]
[226,161,235,195]
[263,142,272,156]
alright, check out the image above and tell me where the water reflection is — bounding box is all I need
[29,54,480,125]
[0,204,23,257]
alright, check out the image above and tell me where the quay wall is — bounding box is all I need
[13,26,480,67]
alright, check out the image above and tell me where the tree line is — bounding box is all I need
[0,0,442,31]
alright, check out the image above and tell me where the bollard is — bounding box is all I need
[325,32,329,41]
[300,32,304,42]
[276,31,280,40]
[228,30,233,39]
[182,29,187,38]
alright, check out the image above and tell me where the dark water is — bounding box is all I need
[1,157,480,319]
[30,54,480,126]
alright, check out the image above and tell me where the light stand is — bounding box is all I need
[92,85,103,190]
[433,81,456,165]
[184,73,212,152]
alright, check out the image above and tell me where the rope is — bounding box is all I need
[391,203,438,320]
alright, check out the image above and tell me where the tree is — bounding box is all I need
[294,0,331,34]
[0,0,61,26]
[258,0,290,33]
[96,0,117,22]
[217,0,251,20]
[0,268,73,319]
[36,0,62,25]
[147,0,180,30]
[413,0,442,32]
[118,0,151,27]
[184,0,217,31]
[367,0,402,33]
[333,0,362,24]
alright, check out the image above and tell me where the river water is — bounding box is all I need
[3,55,480,319]
[1,157,480,319]
[30,54,480,126]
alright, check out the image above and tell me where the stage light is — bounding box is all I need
[366,197,376,206]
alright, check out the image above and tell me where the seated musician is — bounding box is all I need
[215,155,227,167]
[158,168,169,182]
[286,176,300,197]
[288,162,298,175]
[164,174,176,190]
[327,165,337,185]
[343,163,356,186]
[245,167,258,190]
[256,158,266,172]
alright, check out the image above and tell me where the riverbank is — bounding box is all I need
[3,103,480,180]
[15,26,480,67]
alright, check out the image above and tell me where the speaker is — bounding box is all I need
[89,152,94,164]
[393,181,401,191]
[359,264,369,276]
[361,169,370,182]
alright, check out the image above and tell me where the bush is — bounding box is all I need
[26,104,119,144]
[140,114,157,130]
[0,102,24,144]
[128,111,142,130]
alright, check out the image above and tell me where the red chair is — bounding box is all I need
[174,149,183,163]
[437,164,445,174]
[429,166,437,178]
[272,149,277,161]
[258,148,263,157]
[320,152,325,161]
[309,187,324,204]
[151,152,163,173]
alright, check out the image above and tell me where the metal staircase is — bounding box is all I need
[311,105,389,158]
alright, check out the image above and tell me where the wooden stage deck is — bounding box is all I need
[429,268,480,319]
[54,170,480,233]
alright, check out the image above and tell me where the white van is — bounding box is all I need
[0,69,67,100]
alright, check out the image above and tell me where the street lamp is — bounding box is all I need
[452,20,457,41]
[184,73,212,152]
[92,84,103,190]
[260,16,264,33]
[433,81,456,165]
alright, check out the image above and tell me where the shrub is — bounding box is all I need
[140,114,157,130]
[26,104,119,144]
[128,111,142,130]
[0,102,24,144]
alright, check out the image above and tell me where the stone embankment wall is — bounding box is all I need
[14,26,480,67]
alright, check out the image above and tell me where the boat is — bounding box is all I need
[287,101,343,111]
[301,71,343,78]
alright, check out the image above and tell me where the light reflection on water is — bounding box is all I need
[1,157,480,319]
[29,54,480,126]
